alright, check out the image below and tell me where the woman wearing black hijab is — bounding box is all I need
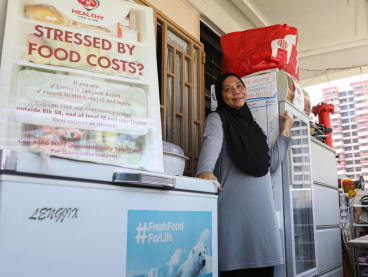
[197,73,293,276]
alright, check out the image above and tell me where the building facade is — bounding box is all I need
[322,80,368,181]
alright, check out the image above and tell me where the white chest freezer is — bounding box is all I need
[0,151,218,277]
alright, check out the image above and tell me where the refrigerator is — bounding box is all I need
[0,1,219,276]
[241,69,318,277]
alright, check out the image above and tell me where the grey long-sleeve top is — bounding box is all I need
[197,112,291,270]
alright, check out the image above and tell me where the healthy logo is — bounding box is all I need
[77,0,100,11]
[135,222,148,244]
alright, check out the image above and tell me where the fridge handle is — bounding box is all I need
[288,149,294,185]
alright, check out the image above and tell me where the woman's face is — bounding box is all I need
[221,75,248,109]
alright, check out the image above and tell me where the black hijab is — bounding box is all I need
[215,72,270,177]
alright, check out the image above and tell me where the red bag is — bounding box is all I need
[221,24,299,80]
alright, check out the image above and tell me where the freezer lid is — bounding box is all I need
[112,172,219,193]
[0,150,218,194]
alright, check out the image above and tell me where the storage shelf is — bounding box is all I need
[296,241,314,245]
[353,205,368,208]
[295,259,316,262]
[354,223,368,227]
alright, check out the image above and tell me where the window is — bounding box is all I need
[353,138,358,143]
[339,92,347,97]
[349,90,354,95]
[344,146,352,151]
[352,124,357,129]
[340,99,347,104]
[342,125,350,130]
[347,168,354,172]
[341,112,348,117]
[350,111,355,116]
[345,153,353,158]
[353,131,358,136]
[201,23,222,116]
[349,97,354,102]
[343,139,351,144]
[342,119,349,124]
[350,104,355,109]
[341,105,348,110]
[354,153,360,157]
[354,145,359,150]
[138,0,205,176]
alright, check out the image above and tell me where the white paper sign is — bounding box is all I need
[0,0,163,172]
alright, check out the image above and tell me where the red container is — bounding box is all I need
[221,24,299,80]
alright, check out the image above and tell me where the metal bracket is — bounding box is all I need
[0,149,18,171]
[112,172,175,189]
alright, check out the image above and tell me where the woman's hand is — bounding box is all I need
[197,172,222,192]
[197,171,218,181]
[280,111,294,137]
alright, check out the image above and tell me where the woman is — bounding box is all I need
[197,72,293,276]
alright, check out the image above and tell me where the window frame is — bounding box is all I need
[135,0,205,176]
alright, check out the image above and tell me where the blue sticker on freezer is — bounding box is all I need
[126,210,212,277]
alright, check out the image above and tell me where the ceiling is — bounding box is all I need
[187,0,368,86]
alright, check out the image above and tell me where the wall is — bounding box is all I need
[147,0,200,40]
[145,0,255,40]
[187,0,254,36]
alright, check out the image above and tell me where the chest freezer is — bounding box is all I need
[0,167,218,277]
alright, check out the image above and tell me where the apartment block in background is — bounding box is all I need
[322,81,368,181]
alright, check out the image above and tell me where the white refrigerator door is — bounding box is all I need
[0,174,218,277]
[0,0,6,59]
[280,102,318,277]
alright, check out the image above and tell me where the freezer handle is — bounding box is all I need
[112,172,175,189]
[288,149,294,185]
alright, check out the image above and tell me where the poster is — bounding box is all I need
[126,210,213,277]
[0,0,163,172]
